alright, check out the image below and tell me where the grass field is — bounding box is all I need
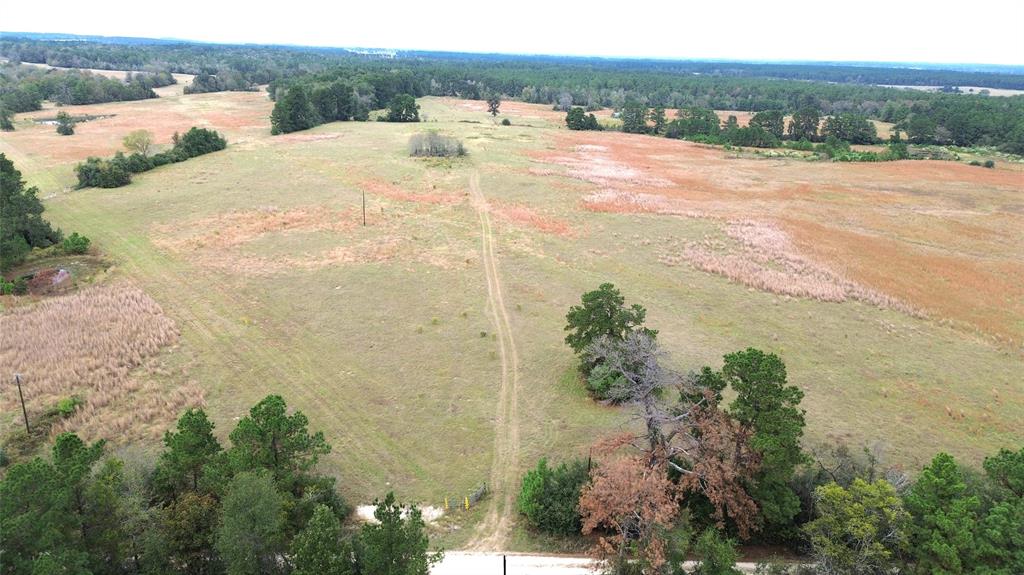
[2,90,1021,549]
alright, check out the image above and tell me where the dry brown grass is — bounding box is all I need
[660,219,917,313]
[492,202,573,236]
[6,91,271,167]
[153,204,470,275]
[0,283,199,442]
[530,129,1024,343]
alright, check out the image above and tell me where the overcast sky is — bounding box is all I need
[6,0,1024,65]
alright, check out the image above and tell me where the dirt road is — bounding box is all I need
[466,171,522,550]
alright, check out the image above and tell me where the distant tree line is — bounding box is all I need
[3,37,1021,150]
[75,127,227,188]
[5,37,1024,90]
[0,63,172,112]
[0,395,443,575]
[516,282,1024,574]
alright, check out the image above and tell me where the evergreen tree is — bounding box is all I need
[216,471,285,575]
[787,107,820,141]
[620,100,648,134]
[385,94,420,122]
[724,349,807,537]
[271,85,318,134]
[292,505,353,575]
[227,395,331,494]
[649,106,667,135]
[564,283,656,358]
[904,453,980,574]
[356,492,442,575]
[1,153,62,270]
[749,110,785,139]
[153,408,223,500]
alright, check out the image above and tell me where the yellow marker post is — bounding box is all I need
[464,496,469,510]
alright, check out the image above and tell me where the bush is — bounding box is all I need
[174,127,227,158]
[62,232,90,255]
[983,160,995,168]
[55,111,75,136]
[12,277,28,295]
[969,160,982,166]
[55,396,83,417]
[517,458,590,535]
[586,363,626,401]
[0,279,14,295]
[75,157,131,188]
[501,118,511,126]
[408,132,465,157]
[124,152,154,173]
[692,529,743,575]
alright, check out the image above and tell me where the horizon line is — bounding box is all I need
[2,30,1022,71]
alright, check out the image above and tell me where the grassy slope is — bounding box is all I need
[3,95,1021,549]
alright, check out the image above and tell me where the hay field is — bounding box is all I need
[2,91,1021,548]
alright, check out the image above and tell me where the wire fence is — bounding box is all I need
[442,482,488,512]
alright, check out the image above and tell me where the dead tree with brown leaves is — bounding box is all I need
[585,332,762,538]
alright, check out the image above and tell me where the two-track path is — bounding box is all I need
[466,171,521,551]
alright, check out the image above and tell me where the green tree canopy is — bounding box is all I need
[805,479,910,575]
[723,348,807,536]
[356,492,443,575]
[227,395,331,494]
[749,110,785,139]
[1,153,62,270]
[216,471,285,575]
[271,84,319,134]
[564,283,656,357]
[385,94,420,122]
[292,504,354,575]
[153,408,223,500]
[517,458,590,536]
[620,100,648,134]
[904,453,980,574]
[787,107,820,141]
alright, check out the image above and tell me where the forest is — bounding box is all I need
[3,36,1022,150]
[0,62,172,112]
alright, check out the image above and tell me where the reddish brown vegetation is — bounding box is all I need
[579,456,680,569]
[530,130,1024,342]
[0,283,200,442]
[492,202,573,236]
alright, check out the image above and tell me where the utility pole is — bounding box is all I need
[362,191,366,226]
[14,374,29,434]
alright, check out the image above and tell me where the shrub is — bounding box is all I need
[55,111,75,136]
[586,363,626,401]
[0,279,14,295]
[517,457,590,535]
[56,396,83,417]
[969,160,982,166]
[124,152,154,173]
[501,118,511,126]
[174,127,227,158]
[983,160,995,168]
[12,277,28,295]
[75,157,132,188]
[62,232,90,255]
[408,132,465,157]
[692,529,743,575]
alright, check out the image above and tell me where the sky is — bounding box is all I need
[5,0,1024,66]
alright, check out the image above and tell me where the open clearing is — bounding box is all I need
[2,90,1022,549]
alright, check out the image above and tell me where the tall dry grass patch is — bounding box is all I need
[660,219,919,314]
[0,283,201,442]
